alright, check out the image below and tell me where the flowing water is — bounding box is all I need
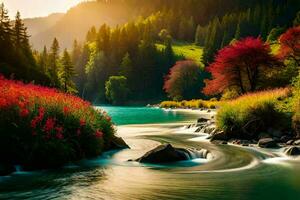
[1,107,300,200]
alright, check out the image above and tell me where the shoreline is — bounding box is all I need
[122,107,300,157]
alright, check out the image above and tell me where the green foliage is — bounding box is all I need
[60,49,77,93]
[0,78,115,170]
[105,76,130,105]
[0,3,50,85]
[267,26,286,44]
[292,72,300,136]
[48,38,61,87]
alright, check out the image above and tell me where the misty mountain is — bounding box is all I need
[28,1,137,50]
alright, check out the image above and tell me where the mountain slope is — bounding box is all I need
[30,1,137,50]
[23,13,64,37]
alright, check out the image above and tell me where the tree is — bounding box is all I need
[0,3,13,71]
[60,49,76,93]
[13,11,27,48]
[37,46,48,74]
[203,37,278,96]
[105,76,130,105]
[278,26,300,65]
[163,60,205,101]
[48,38,60,87]
[120,52,133,79]
[293,11,300,27]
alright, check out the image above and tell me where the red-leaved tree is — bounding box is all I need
[203,37,278,96]
[278,26,300,64]
[164,60,205,101]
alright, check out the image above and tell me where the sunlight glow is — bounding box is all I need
[1,0,88,18]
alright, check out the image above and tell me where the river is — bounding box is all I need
[0,106,300,200]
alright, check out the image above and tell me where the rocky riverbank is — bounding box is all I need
[182,109,300,156]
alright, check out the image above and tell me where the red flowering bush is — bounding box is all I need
[0,76,115,170]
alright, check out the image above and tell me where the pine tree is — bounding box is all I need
[48,38,60,87]
[60,49,76,93]
[120,52,133,80]
[0,3,13,63]
[38,46,48,74]
[71,39,82,65]
[164,40,175,71]
[14,11,27,48]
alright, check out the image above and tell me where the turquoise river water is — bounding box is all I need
[0,106,300,200]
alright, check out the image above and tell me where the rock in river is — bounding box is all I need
[135,144,209,164]
[258,138,278,148]
[109,136,130,150]
[285,147,300,156]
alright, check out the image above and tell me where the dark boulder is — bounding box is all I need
[197,117,208,123]
[258,138,278,148]
[109,136,130,150]
[285,147,300,156]
[210,131,228,141]
[0,164,15,176]
[135,144,208,164]
[280,136,293,143]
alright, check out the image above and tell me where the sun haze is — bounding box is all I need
[1,0,86,18]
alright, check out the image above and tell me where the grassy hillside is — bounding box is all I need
[156,42,203,66]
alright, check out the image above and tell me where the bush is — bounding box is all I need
[160,99,220,109]
[292,73,300,137]
[216,88,292,139]
[0,76,115,170]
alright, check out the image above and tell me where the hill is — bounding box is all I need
[29,1,138,50]
[156,42,203,66]
[23,13,63,37]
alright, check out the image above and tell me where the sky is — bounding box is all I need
[1,0,85,18]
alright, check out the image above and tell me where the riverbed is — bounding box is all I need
[1,106,300,199]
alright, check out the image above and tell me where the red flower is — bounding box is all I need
[63,106,70,115]
[43,118,56,133]
[31,118,38,129]
[95,130,103,138]
[38,107,45,118]
[80,119,86,126]
[56,133,64,140]
[19,108,29,117]
[76,129,81,136]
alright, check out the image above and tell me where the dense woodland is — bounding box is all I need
[1,0,300,104]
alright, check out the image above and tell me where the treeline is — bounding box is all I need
[0,4,49,84]
[71,22,177,102]
[196,0,300,63]
[0,3,78,92]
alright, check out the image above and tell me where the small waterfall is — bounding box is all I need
[185,148,209,159]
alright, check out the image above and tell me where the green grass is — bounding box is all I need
[216,88,292,139]
[156,42,204,66]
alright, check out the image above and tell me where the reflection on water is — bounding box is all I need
[1,108,300,200]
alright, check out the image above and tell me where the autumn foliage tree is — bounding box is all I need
[203,37,278,96]
[278,26,300,65]
[164,60,205,101]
